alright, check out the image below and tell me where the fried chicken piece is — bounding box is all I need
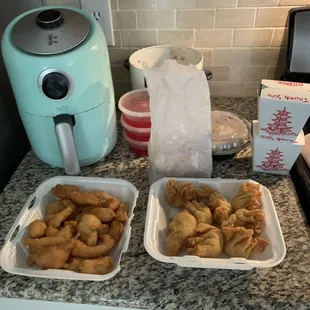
[184,223,223,258]
[77,214,101,246]
[78,257,114,275]
[115,204,128,222]
[234,208,265,235]
[51,184,80,199]
[28,220,47,238]
[64,220,78,230]
[184,201,213,225]
[23,224,75,247]
[109,220,124,242]
[166,210,197,256]
[64,258,83,272]
[166,178,211,208]
[82,205,97,213]
[222,214,268,259]
[28,239,74,269]
[91,191,121,211]
[71,234,115,258]
[90,207,116,223]
[75,212,87,222]
[45,200,65,216]
[98,223,110,236]
[48,199,78,228]
[46,226,59,237]
[203,187,233,225]
[231,182,262,212]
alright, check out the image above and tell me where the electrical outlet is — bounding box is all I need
[80,0,115,46]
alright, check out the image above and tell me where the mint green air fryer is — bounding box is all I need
[1,6,117,175]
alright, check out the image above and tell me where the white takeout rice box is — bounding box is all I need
[144,177,286,270]
[0,176,139,281]
[252,120,304,175]
[258,79,310,141]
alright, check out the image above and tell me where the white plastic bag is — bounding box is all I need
[144,60,212,183]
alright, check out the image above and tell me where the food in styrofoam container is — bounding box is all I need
[252,120,304,175]
[144,177,286,270]
[0,176,138,281]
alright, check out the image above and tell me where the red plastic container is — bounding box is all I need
[123,130,148,156]
[121,114,151,142]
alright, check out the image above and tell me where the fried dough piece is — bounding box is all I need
[184,201,213,225]
[222,214,268,258]
[90,208,115,223]
[28,220,47,238]
[203,187,233,225]
[51,184,80,199]
[45,200,66,216]
[64,220,78,230]
[166,210,197,256]
[184,223,223,258]
[166,179,210,208]
[28,240,74,269]
[78,257,114,275]
[23,224,75,247]
[46,226,59,237]
[77,214,101,246]
[234,208,265,235]
[115,204,128,222]
[231,182,262,212]
[64,258,83,272]
[91,191,121,211]
[98,223,110,236]
[109,221,124,242]
[71,234,115,258]
[82,205,97,213]
[48,199,78,228]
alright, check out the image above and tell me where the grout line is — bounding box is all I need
[270,28,276,47]
[135,10,138,29]
[174,9,176,29]
[119,30,123,47]
[156,29,159,45]
[116,0,119,10]
[253,8,257,28]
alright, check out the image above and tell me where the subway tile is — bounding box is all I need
[108,48,138,65]
[111,65,131,82]
[121,30,157,47]
[234,29,273,47]
[158,30,194,45]
[250,48,284,65]
[244,82,260,97]
[209,82,245,96]
[113,11,137,29]
[158,0,197,9]
[238,0,279,6]
[198,0,237,8]
[138,10,174,29]
[280,0,309,4]
[229,66,268,82]
[255,7,290,27]
[61,0,80,8]
[198,49,213,66]
[271,28,288,47]
[113,31,122,47]
[110,0,117,10]
[195,29,233,47]
[212,48,250,65]
[208,66,230,81]
[267,66,285,79]
[118,0,156,10]
[176,10,215,29]
[216,8,255,28]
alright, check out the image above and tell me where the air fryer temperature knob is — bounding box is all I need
[36,9,64,29]
[42,72,70,100]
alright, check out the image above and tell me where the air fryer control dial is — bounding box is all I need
[36,9,64,29]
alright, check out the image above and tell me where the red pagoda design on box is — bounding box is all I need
[267,107,292,134]
[256,147,289,172]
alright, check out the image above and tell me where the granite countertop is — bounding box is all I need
[0,98,310,310]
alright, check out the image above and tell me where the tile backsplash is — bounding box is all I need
[109,0,306,98]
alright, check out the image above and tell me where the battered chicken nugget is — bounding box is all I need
[71,234,115,258]
[166,210,197,256]
[234,208,265,235]
[45,200,65,216]
[64,220,78,230]
[184,201,213,225]
[28,220,47,238]
[166,179,210,208]
[78,257,114,275]
[51,184,80,199]
[28,240,74,269]
[48,200,78,228]
[231,182,262,212]
[91,191,121,211]
[23,224,75,247]
[77,214,101,246]
[46,226,59,237]
[184,223,223,258]
[222,214,268,259]
[64,258,82,272]
[115,204,128,222]
[109,220,124,242]
[90,207,115,223]
[98,223,110,236]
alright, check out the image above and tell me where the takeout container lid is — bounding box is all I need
[121,114,151,133]
[0,176,139,281]
[144,177,286,270]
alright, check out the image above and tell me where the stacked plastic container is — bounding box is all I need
[118,89,151,156]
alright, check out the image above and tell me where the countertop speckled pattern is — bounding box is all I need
[0,98,310,310]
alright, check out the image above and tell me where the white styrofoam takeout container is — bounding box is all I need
[144,177,286,270]
[0,176,139,281]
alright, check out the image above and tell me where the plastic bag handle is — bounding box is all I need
[4,193,36,242]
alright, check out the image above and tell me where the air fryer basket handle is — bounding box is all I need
[54,114,80,176]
